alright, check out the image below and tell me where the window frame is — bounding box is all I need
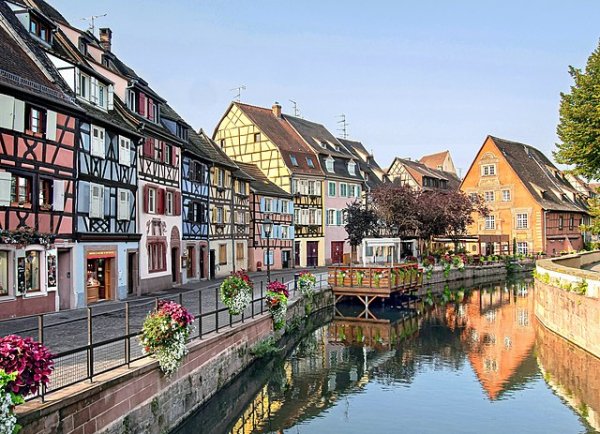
[502,189,511,202]
[516,213,528,229]
[481,164,496,177]
[148,188,157,214]
[290,155,299,166]
[484,191,495,202]
[485,215,495,230]
[25,104,46,134]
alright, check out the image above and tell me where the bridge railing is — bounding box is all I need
[328,265,423,290]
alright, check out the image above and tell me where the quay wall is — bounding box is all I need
[535,251,600,359]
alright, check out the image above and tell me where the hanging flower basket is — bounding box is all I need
[140,300,194,376]
[373,271,383,287]
[0,226,55,248]
[298,272,317,297]
[220,270,253,315]
[266,281,288,330]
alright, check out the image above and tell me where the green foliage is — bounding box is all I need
[555,40,600,179]
[250,337,282,359]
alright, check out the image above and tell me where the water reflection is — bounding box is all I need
[174,278,599,434]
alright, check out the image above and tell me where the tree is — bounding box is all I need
[344,200,379,261]
[371,184,419,237]
[554,40,600,179]
[440,190,488,249]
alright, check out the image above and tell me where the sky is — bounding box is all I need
[51,0,600,176]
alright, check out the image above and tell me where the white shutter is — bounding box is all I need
[52,179,65,212]
[89,183,104,218]
[46,110,57,141]
[117,188,129,220]
[118,136,130,166]
[13,99,25,133]
[0,94,15,129]
[108,85,114,110]
[0,172,11,206]
[91,126,105,158]
[315,181,321,195]
[99,186,105,218]
[316,209,322,225]
[90,77,98,104]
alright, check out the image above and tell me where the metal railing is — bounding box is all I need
[0,273,328,402]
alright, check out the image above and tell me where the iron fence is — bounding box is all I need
[0,273,328,402]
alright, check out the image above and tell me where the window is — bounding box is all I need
[502,190,511,202]
[17,251,40,293]
[290,155,299,166]
[356,185,361,197]
[569,215,574,230]
[11,174,32,205]
[79,73,89,98]
[325,157,334,173]
[193,163,205,182]
[264,198,273,212]
[26,105,45,134]
[126,89,136,111]
[292,179,299,194]
[309,209,318,225]
[90,125,105,158]
[117,189,130,220]
[484,191,494,202]
[264,250,274,266]
[39,178,52,208]
[219,244,227,265]
[96,83,107,109]
[485,215,495,230]
[148,242,166,272]
[216,207,224,224]
[481,164,496,176]
[237,181,247,195]
[348,185,356,198]
[328,181,336,197]
[236,243,245,260]
[253,132,261,142]
[281,226,290,239]
[217,169,225,187]
[280,200,289,214]
[78,38,88,55]
[0,251,7,296]
[327,209,336,226]
[340,183,348,197]
[517,242,528,255]
[118,137,131,166]
[29,17,51,43]
[469,193,478,203]
[164,144,172,165]
[558,216,564,230]
[165,191,173,216]
[308,181,316,196]
[148,188,156,214]
[306,157,315,168]
[348,161,356,176]
[89,183,105,218]
[516,213,528,229]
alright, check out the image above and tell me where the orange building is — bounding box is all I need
[461,136,589,256]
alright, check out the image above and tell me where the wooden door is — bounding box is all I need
[187,246,195,279]
[331,241,344,264]
[58,249,71,310]
[103,259,112,300]
[307,241,319,267]
[294,242,301,267]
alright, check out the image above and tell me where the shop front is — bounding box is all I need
[86,249,116,304]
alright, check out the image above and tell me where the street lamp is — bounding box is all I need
[263,217,273,283]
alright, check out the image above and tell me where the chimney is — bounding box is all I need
[99,28,112,52]
[272,102,281,118]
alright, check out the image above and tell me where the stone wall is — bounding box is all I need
[421,261,534,286]
[17,289,333,434]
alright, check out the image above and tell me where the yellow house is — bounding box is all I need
[461,136,588,256]
[213,102,326,267]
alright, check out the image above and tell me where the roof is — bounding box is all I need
[420,150,450,170]
[339,138,388,186]
[24,0,69,25]
[234,162,290,197]
[194,129,238,169]
[390,157,461,190]
[233,102,324,177]
[488,136,588,213]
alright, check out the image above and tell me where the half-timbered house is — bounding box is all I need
[3,2,146,307]
[0,8,81,317]
[214,102,326,267]
[286,116,364,264]
[235,162,294,272]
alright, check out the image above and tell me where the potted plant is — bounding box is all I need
[373,270,383,287]
[266,281,289,330]
[139,300,194,375]
[220,270,253,315]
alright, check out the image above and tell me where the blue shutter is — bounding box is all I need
[336,210,342,226]
[288,201,294,215]
[260,197,265,212]
[289,226,295,239]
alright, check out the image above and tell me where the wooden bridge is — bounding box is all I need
[328,264,424,315]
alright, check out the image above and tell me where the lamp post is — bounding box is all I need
[263,217,273,283]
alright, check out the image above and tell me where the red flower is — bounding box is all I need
[0,335,54,396]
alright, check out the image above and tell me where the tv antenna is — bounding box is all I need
[81,13,107,34]
[337,113,349,139]
[289,99,301,117]
[230,85,246,102]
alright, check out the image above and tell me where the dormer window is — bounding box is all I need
[306,157,315,168]
[320,141,328,149]
[325,157,334,173]
[29,16,51,43]
[290,155,299,166]
[78,72,89,98]
[126,89,136,111]
[78,38,88,56]
[348,161,356,176]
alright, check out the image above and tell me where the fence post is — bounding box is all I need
[260,280,264,314]
[87,307,94,383]
[125,302,130,367]
[37,314,45,402]
[215,287,219,332]
[198,289,203,339]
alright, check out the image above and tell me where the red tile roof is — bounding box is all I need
[419,150,449,170]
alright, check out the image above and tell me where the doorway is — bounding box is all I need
[331,241,344,264]
[295,241,301,267]
[209,249,216,280]
[187,246,195,279]
[87,258,112,303]
[57,249,71,310]
[200,246,206,279]
[171,247,179,284]
[282,250,290,269]
[307,241,319,267]
[127,252,137,296]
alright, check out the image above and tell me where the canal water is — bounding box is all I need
[173,277,600,434]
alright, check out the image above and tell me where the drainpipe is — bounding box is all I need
[543,209,547,256]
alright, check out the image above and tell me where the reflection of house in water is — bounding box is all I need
[536,321,600,432]
[462,282,537,400]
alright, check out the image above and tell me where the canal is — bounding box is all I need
[173,276,600,434]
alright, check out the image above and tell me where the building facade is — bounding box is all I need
[419,150,458,176]
[214,102,326,267]
[461,136,589,256]
[387,157,461,191]
[236,162,294,272]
